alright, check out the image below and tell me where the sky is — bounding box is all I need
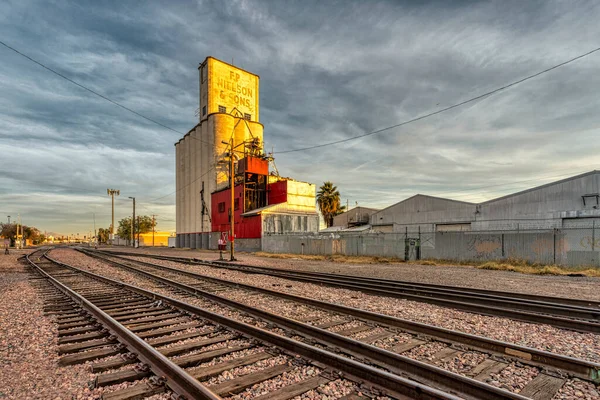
[1,0,600,236]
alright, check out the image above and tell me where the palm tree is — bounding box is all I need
[317,181,346,227]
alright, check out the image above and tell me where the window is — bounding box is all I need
[234,198,240,211]
[219,105,226,113]
[244,113,251,120]
[202,106,207,116]
[218,202,225,213]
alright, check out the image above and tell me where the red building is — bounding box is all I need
[211,155,318,244]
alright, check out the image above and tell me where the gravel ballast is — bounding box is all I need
[119,252,600,363]
[0,251,105,399]
[121,247,600,301]
[47,248,600,398]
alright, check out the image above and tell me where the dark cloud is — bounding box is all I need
[1,0,600,234]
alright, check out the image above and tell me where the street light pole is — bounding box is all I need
[107,189,120,244]
[128,197,136,248]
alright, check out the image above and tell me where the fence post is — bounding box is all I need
[417,226,421,260]
[553,228,556,265]
[404,227,409,261]
[593,220,596,252]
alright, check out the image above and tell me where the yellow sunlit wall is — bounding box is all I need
[199,57,260,122]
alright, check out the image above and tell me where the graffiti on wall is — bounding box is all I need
[579,237,600,249]
[467,235,501,258]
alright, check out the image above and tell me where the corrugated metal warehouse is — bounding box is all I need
[263,171,600,266]
[370,170,600,232]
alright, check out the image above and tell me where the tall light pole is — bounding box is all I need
[7,216,10,224]
[128,197,136,248]
[107,189,120,244]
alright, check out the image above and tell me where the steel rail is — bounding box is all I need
[98,250,600,308]
[102,251,600,333]
[63,250,529,400]
[25,250,222,400]
[40,251,474,400]
[79,249,600,383]
[99,250,600,312]
[235,270,600,320]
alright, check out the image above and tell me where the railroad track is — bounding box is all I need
[67,247,600,399]
[97,249,600,334]
[28,247,527,400]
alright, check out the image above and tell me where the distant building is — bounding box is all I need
[175,57,318,250]
[370,170,600,233]
[331,206,379,229]
[137,231,175,247]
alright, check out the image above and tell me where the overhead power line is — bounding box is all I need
[276,46,600,154]
[0,40,213,149]
[0,39,188,135]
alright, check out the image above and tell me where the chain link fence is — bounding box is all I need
[262,227,600,268]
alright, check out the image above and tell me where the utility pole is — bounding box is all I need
[229,137,236,261]
[128,197,136,247]
[16,214,21,249]
[107,189,120,244]
[152,214,156,247]
[347,199,349,229]
[137,216,141,248]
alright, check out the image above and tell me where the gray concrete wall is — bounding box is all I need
[208,232,260,252]
[262,228,600,267]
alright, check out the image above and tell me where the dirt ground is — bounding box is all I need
[107,246,600,302]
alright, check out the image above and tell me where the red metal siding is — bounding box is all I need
[268,180,287,205]
[239,156,268,175]
[211,185,262,239]
[237,214,262,238]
